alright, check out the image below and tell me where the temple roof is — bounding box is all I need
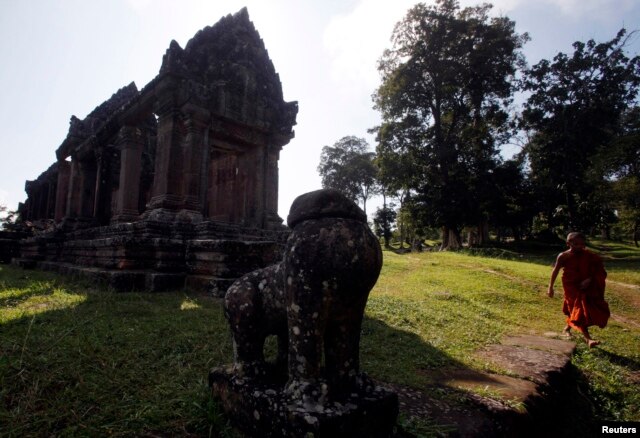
[161,8,282,100]
[159,8,296,134]
[53,8,297,161]
[56,83,139,160]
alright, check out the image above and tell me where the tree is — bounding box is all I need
[521,29,640,233]
[373,205,397,249]
[597,106,640,244]
[373,0,527,249]
[0,205,17,231]
[317,136,379,215]
[488,158,537,241]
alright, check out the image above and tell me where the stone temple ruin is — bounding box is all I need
[15,8,298,294]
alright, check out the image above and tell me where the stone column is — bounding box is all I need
[46,178,56,219]
[112,127,144,222]
[79,160,97,218]
[66,159,82,218]
[145,93,185,216]
[39,183,50,219]
[33,186,43,219]
[92,149,104,219]
[263,144,283,228]
[180,106,210,219]
[54,160,71,222]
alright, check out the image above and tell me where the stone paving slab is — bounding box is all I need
[386,334,577,436]
[478,344,570,385]
[442,368,538,402]
[503,334,576,355]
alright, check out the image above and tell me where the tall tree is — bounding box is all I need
[317,136,379,215]
[521,29,640,232]
[597,106,640,244]
[488,158,537,241]
[373,0,527,249]
[373,205,397,249]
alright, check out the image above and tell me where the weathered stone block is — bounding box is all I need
[210,368,398,438]
[145,272,186,292]
[0,235,22,263]
[186,240,281,278]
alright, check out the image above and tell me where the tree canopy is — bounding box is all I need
[315,4,640,249]
[372,0,527,249]
[521,29,640,232]
[317,136,379,215]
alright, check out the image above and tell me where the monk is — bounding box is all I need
[547,232,610,348]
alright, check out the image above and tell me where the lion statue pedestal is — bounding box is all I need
[209,189,398,437]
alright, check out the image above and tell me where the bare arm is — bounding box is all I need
[547,253,564,298]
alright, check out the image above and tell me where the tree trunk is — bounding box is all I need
[512,226,522,242]
[477,220,490,246]
[382,192,390,249]
[467,229,477,246]
[441,226,462,250]
[565,183,577,231]
[634,220,639,248]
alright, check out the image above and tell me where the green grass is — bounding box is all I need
[363,244,640,422]
[1,240,639,435]
[0,268,236,437]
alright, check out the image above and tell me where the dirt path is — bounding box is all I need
[608,280,640,290]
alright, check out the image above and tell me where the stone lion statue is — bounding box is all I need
[224,189,383,401]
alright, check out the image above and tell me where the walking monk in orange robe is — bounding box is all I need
[547,232,610,347]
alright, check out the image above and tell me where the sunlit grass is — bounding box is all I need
[364,246,640,422]
[0,265,236,437]
[0,268,88,324]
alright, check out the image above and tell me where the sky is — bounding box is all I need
[0,0,638,221]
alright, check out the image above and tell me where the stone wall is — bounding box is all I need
[0,231,27,264]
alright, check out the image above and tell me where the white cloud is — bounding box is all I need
[541,0,635,17]
[322,0,634,92]
[323,0,415,90]
[124,0,153,13]
[321,0,523,91]
[481,0,637,22]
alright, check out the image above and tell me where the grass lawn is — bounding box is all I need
[1,240,639,436]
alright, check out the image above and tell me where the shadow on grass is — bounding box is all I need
[0,270,238,437]
[592,348,640,371]
[360,316,599,437]
[0,266,609,437]
[0,269,506,437]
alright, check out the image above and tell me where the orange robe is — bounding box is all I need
[561,249,610,332]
